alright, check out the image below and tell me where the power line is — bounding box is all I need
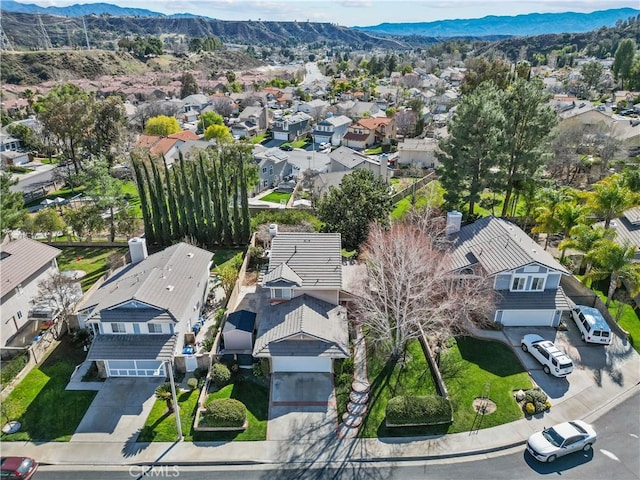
[82,16,90,49]
[0,25,13,51]
[37,15,53,50]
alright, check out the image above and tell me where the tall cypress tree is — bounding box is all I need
[151,159,171,245]
[218,150,232,245]
[163,159,182,240]
[231,150,241,245]
[211,154,223,244]
[198,154,216,244]
[178,154,197,240]
[190,160,207,245]
[239,153,251,243]
[142,161,162,245]
[172,164,189,241]
[132,157,155,244]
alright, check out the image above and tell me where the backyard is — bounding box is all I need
[56,246,128,291]
[0,336,96,442]
[352,335,532,438]
[259,191,292,205]
[138,376,269,442]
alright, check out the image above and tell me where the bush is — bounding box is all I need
[386,395,452,426]
[214,309,225,325]
[340,357,354,375]
[201,337,214,352]
[336,373,352,387]
[187,377,198,389]
[252,358,269,378]
[193,367,208,380]
[202,398,246,427]
[524,388,549,414]
[0,352,28,385]
[211,363,231,387]
[525,402,536,415]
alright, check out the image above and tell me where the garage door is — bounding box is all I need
[106,360,165,377]
[499,309,554,327]
[271,356,332,373]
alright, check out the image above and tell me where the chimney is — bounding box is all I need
[445,211,463,235]
[269,224,278,239]
[128,237,148,264]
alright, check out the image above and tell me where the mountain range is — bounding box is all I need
[1,1,638,38]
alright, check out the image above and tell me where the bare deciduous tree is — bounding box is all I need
[352,211,495,359]
[36,272,83,339]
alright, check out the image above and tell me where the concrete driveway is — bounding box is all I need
[72,378,161,443]
[503,312,638,402]
[268,372,337,441]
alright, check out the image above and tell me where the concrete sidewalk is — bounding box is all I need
[2,353,639,467]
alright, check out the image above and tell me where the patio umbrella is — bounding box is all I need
[40,198,55,206]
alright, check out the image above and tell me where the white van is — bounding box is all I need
[570,305,612,345]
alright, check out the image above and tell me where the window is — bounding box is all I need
[511,277,526,291]
[269,166,274,175]
[148,323,163,334]
[16,310,22,319]
[262,167,267,173]
[272,288,292,300]
[111,322,126,333]
[531,277,545,291]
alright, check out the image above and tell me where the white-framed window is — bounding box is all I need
[272,288,292,300]
[148,323,163,334]
[511,276,526,291]
[111,322,126,333]
[262,167,267,173]
[531,276,545,291]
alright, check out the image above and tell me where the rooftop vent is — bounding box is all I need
[187,252,194,258]
[166,285,175,291]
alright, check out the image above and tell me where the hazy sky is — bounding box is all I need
[22,0,640,27]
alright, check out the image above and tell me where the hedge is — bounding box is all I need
[202,398,246,427]
[386,395,452,426]
[0,352,28,386]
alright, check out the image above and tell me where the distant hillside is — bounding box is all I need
[355,8,640,37]
[0,11,410,50]
[0,0,172,18]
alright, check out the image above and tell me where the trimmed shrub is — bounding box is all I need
[386,395,452,426]
[0,352,28,385]
[340,357,354,375]
[524,388,549,414]
[525,402,536,415]
[211,363,231,387]
[202,398,246,427]
[187,377,198,389]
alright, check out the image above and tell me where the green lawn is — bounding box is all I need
[291,139,309,149]
[391,193,429,220]
[0,337,96,442]
[139,379,269,441]
[56,246,128,291]
[259,192,291,204]
[212,247,245,269]
[364,147,383,154]
[360,339,438,437]
[251,133,269,144]
[443,337,532,433]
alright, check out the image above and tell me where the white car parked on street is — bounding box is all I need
[521,334,573,377]
[527,420,597,462]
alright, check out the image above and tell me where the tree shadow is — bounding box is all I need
[456,336,526,377]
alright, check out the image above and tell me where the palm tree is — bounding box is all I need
[555,202,587,260]
[532,187,573,250]
[558,224,616,274]
[586,174,633,229]
[155,382,174,413]
[586,240,640,307]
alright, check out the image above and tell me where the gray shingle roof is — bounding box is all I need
[98,309,174,323]
[329,146,368,169]
[86,334,177,361]
[449,216,569,276]
[81,242,213,321]
[0,239,61,298]
[267,233,342,289]
[223,310,256,334]
[263,263,303,287]
[596,207,640,253]
[496,286,571,310]
[253,294,348,358]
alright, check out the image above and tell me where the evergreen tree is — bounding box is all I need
[151,160,171,244]
[211,155,223,243]
[198,154,216,242]
[612,39,636,89]
[219,152,233,246]
[164,159,182,239]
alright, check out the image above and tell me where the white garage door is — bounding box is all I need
[106,360,165,377]
[271,356,332,373]
[499,310,554,327]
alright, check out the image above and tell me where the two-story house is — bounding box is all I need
[342,117,395,150]
[254,148,294,191]
[253,232,350,373]
[449,215,571,327]
[0,239,62,347]
[312,114,352,147]
[231,105,272,139]
[79,239,213,378]
[271,112,312,142]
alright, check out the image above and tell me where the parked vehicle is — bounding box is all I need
[521,334,573,377]
[571,305,612,345]
[0,457,38,479]
[280,144,293,151]
[527,420,597,462]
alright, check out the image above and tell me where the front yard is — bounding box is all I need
[138,375,269,442]
[351,335,532,437]
[0,336,96,442]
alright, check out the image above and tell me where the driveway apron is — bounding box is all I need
[268,372,337,441]
[72,377,161,443]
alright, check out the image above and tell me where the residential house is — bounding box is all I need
[311,114,352,147]
[336,100,381,121]
[449,215,571,327]
[0,239,62,347]
[231,105,271,139]
[0,133,21,153]
[342,116,395,150]
[272,112,312,142]
[253,232,349,373]
[79,239,213,377]
[255,148,294,191]
[397,138,439,169]
[1,150,30,167]
[181,94,210,111]
[328,146,392,182]
[432,90,458,114]
[297,99,329,119]
[597,207,640,262]
[135,131,199,165]
[170,139,214,162]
